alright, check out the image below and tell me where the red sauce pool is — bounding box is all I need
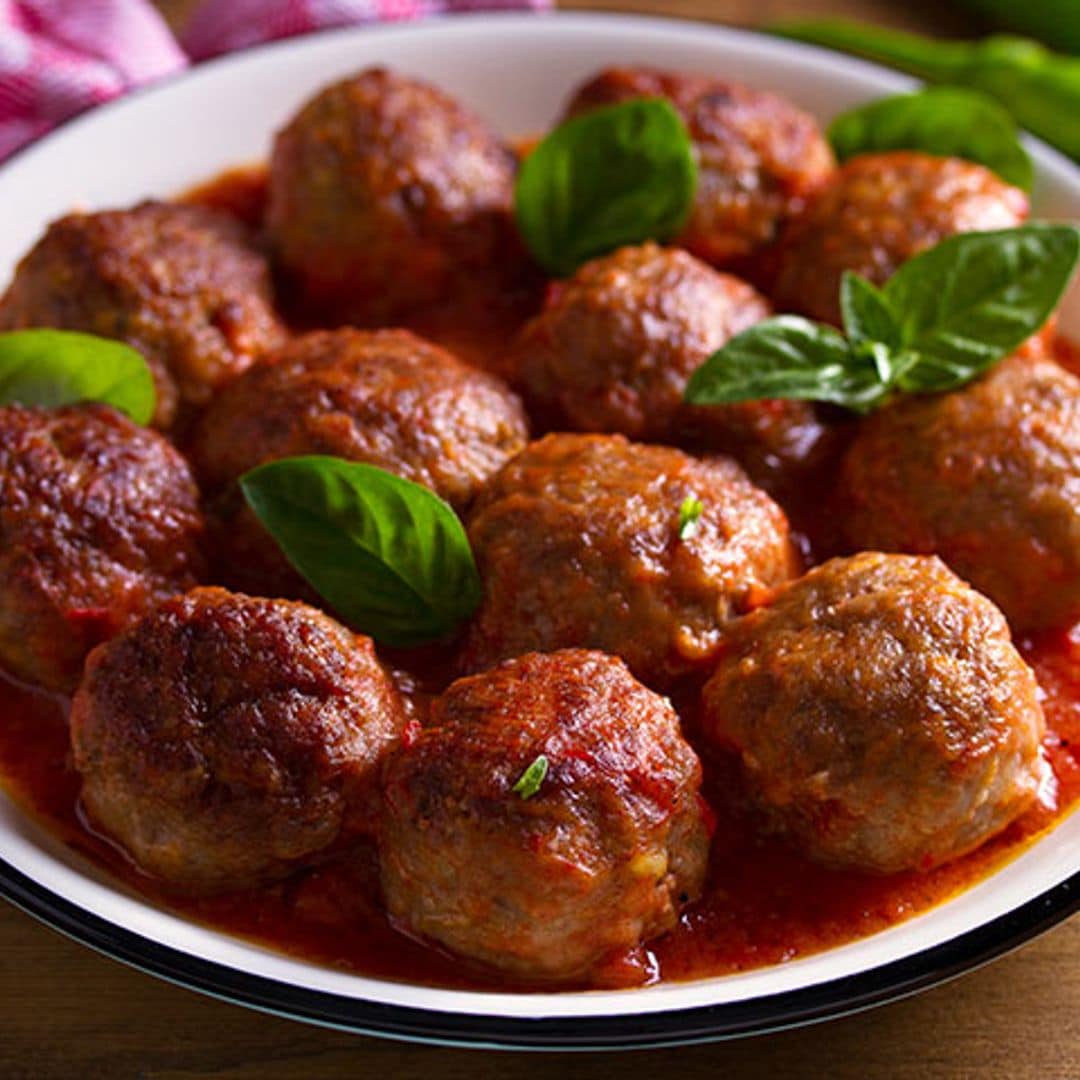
[0,168,1076,993]
[0,626,1077,992]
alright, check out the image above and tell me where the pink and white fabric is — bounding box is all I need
[0,0,548,162]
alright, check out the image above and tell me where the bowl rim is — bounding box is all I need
[0,8,1078,1051]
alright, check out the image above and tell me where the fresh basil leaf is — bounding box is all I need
[240,456,482,647]
[684,315,887,413]
[512,755,549,800]
[514,98,697,276]
[678,495,704,541]
[828,87,1034,191]
[884,224,1080,384]
[0,329,155,424]
[840,272,901,349]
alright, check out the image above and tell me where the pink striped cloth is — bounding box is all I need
[0,0,548,161]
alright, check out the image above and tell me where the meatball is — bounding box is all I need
[563,67,835,268]
[508,242,833,493]
[0,201,285,428]
[268,67,519,327]
[834,354,1080,632]
[772,152,1028,325]
[0,404,206,693]
[70,587,407,894]
[462,434,799,688]
[191,327,529,597]
[380,649,709,985]
[702,553,1046,874]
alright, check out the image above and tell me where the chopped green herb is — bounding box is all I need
[678,495,704,540]
[512,754,549,800]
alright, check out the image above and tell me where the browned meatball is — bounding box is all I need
[702,553,1046,874]
[834,354,1080,632]
[563,67,835,268]
[191,327,529,597]
[462,434,799,688]
[508,242,833,493]
[772,152,1029,325]
[0,404,206,693]
[71,587,407,894]
[381,649,709,985]
[0,201,285,428]
[268,67,519,327]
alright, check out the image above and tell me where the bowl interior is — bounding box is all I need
[0,11,1077,1024]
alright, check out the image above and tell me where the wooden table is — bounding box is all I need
[3,2,1077,1077]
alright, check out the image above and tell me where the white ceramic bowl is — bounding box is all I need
[0,11,1077,1050]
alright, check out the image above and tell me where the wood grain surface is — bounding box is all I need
[3,2,1077,1077]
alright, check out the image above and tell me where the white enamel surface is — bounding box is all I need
[0,11,1078,1023]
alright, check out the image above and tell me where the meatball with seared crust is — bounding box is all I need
[71,588,407,895]
[461,434,799,688]
[381,649,709,986]
[0,201,285,428]
[191,327,529,597]
[0,404,206,693]
[508,243,833,494]
[268,67,519,327]
[835,353,1080,633]
[563,67,835,268]
[703,553,1045,874]
[771,152,1028,325]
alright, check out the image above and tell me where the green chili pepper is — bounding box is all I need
[771,21,1080,161]
[954,2,1080,54]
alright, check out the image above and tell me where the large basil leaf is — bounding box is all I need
[240,456,482,647]
[828,87,1034,191]
[884,223,1080,379]
[514,98,697,276]
[684,315,887,413]
[0,329,155,424]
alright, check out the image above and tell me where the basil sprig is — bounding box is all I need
[514,98,697,276]
[685,224,1080,413]
[0,330,155,424]
[828,87,1033,191]
[240,456,482,647]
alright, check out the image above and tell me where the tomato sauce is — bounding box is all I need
[0,167,1076,993]
[0,626,1077,991]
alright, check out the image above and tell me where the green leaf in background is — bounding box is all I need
[828,87,1033,190]
[0,329,155,424]
[240,456,482,647]
[954,1,1080,55]
[684,315,887,414]
[514,98,697,276]
[772,21,1080,161]
[684,225,1080,413]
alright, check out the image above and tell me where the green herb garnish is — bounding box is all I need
[678,495,704,540]
[512,755,549,800]
[240,456,482,647]
[685,224,1080,413]
[828,87,1033,190]
[0,330,155,424]
[514,98,697,276]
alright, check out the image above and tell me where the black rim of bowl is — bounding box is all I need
[0,854,1076,1049]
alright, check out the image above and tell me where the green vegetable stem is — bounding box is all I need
[685,224,1080,414]
[772,21,1080,160]
[954,1,1080,55]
